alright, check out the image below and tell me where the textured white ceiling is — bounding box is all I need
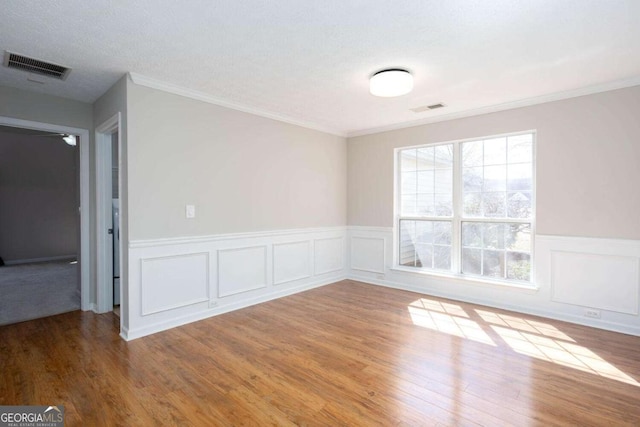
[1,0,639,136]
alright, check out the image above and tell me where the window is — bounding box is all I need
[396,131,535,285]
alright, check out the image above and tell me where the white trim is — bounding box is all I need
[129,226,346,248]
[128,72,346,138]
[346,226,392,233]
[0,116,91,311]
[95,113,121,314]
[348,77,640,137]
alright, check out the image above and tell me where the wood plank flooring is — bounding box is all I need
[1,280,640,426]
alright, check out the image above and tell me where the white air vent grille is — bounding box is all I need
[3,51,71,80]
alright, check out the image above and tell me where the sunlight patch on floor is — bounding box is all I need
[408,299,496,346]
[407,298,639,387]
[488,324,639,386]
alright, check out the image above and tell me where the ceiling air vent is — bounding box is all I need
[3,51,71,80]
[410,103,446,113]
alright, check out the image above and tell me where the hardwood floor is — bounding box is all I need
[1,280,640,426]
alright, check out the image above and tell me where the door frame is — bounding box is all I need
[95,113,121,313]
[0,116,91,310]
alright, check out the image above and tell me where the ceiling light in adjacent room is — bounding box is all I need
[62,134,76,146]
[370,69,413,97]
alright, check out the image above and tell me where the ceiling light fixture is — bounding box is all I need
[370,69,413,97]
[62,134,77,146]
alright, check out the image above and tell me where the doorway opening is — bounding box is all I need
[0,117,90,322]
[95,113,122,317]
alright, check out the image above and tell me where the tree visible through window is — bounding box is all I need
[397,132,534,284]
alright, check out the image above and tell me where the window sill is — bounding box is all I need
[389,266,540,292]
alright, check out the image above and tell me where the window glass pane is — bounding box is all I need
[483,137,507,165]
[461,222,531,281]
[463,167,483,192]
[399,220,451,271]
[417,147,434,170]
[417,170,434,193]
[505,223,531,252]
[399,220,417,267]
[401,149,417,172]
[401,194,417,216]
[415,220,433,242]
[417,194,435,216]
[433,221,452,245]
[434,145,453,167]
[434,245,451,270]
[463,193,482,216]
[434,169,453,194]
[462,248,482,275]
[483,223,505,250]
[508,134,533,164]
[416,243,433,268]
[462,223,482,247]
[507,191,532,218]
[482,250,505,278]
[435,193,452,216]
[483,165,507,191]
[507,163,532,191]
[462,140,483,167]
[507,252,531,281]
[482,192,506,217]
[401,171,416,194]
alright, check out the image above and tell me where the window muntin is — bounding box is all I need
[397,132,534,285]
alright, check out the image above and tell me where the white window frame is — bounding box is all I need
[393,130,536,289]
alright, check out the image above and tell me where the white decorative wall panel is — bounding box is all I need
[141,252,209,315]
[314,237,343,275]
[218,246,267,297]
[351,236,385,274]
[273,241,311,285]
[551,251,639,315]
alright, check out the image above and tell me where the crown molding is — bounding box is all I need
[347,75,640,138]
[127,72,347,138]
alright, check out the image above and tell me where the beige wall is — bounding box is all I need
[0,85,92,129]
[127,82,347,240]
[348,85,640,240]
[0,131,78,261]
[93,75,128,321]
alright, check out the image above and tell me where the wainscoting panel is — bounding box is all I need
[218,246,268,297]
[140,252,209,316]
[125,227,347,340]
[314,237,343,275]
[350,236,385,274]
[273,241,311,285]
[550,251,639,315]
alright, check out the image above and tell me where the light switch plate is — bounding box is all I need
[185,204,195,218]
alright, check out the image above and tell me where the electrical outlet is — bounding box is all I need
[584,309,601,319]
[185,204,196,219]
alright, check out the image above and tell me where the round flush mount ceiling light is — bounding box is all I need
[369,69,413,97]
